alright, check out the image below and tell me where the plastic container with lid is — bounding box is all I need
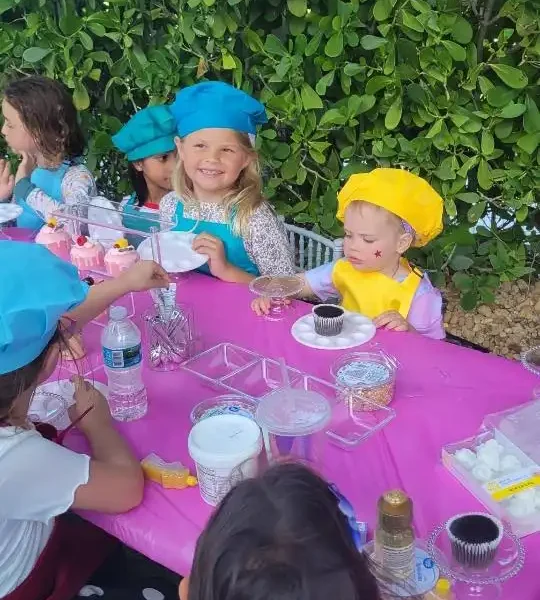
[188,414,262,506]
[190,395,258,424]
[28,391,71,431]
[255,387,331,466]
[331,351,397,412]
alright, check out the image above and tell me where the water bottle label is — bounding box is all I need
[103,344,142,369]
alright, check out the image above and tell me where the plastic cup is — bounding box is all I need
[255,388,331,467]
[188,414,262,506]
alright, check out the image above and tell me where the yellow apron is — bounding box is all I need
[331,258,423,319]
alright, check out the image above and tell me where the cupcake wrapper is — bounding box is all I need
[314,314,344,336]
[446,512,503,569]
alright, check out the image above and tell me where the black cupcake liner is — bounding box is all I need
[312,304,345,336]
[446,512,503,569]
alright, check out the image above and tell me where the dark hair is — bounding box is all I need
[128,163,149,207]
[188,463,382,600]
[0,330,60,424]
[4,75,85,161]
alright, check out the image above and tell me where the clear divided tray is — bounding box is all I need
[182,343,395,449]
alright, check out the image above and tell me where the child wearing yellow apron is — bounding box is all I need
[252,168,445,339]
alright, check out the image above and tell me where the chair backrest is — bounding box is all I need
[282,221,343,271]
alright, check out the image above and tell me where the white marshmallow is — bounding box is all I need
[500,454,522,473]
[477,447,501,472]
[483,439,504,455]
[508,493,536,518]
[454,448,477,470]
[472,463,494,482]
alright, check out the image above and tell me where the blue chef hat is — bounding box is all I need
[112,105,177,162]
[170,81,268,139]
[0,242,88,375]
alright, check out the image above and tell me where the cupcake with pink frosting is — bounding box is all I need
[104,238,140,277]
[70,235,105,272]
[35,219,72,261]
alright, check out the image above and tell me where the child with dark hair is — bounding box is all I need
[181,463,383,600]
[0,75,97,230]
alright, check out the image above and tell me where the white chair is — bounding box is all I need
[282,221,343,272]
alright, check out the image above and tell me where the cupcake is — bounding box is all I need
[35,218,72,261]
[446,512,503,569]
[312,304,345,336]
[104,238,140,276]
[70,235,105,272]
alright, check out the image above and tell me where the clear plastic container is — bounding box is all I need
[28,391,70,431]
[181,343,259,385]
[190,395,258,423]
[101,305,147,421]
[331,351,397,412]
[256,387,331,466]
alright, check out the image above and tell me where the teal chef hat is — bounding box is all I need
[0,241,88,375]
[112,105,177,162]
[170,81,268,138]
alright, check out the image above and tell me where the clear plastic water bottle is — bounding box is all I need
[101,306,147,421]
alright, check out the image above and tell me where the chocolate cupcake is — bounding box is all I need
[312,304,345,336]
[446,512,503,569]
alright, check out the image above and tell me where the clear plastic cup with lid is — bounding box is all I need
[255,387,331,467]
[331,351,397,412]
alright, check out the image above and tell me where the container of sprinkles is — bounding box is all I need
[331,352,397,412]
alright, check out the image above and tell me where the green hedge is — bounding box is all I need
[1,0,538,308]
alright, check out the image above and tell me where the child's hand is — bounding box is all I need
[251,296,291,316]
[14,152,37,183]
[373,310,410,332]
[192,233,229,279]
[118,260,170,292]
[68,376,112,435]
[0,159,15,201]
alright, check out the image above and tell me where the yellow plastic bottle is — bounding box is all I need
[424,578,454,600]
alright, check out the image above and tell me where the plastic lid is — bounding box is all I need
[249,275,304,299]
[256,388,331,436]
[335,360,392,388]
[188,414,262,468]
[435,578,451,593]
[109,305,128,320]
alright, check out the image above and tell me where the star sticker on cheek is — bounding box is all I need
[374,250,382,258]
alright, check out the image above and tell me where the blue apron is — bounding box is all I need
[173,201,259,276]
[16,161,71,230]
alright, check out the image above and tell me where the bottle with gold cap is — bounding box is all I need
[424,578,455,599]
[374,489,415,580]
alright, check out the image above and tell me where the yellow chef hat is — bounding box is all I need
[336,168,443,247]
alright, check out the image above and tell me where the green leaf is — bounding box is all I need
[452,272,474,291]
[456,192,480,204]
[287,0,307,18]
[0,0,16,16]
[22,47,51,63]
[73,81,90,111]
[365,76,392,95]
[88,22,106,36]
[360,35,387,50]
[481,130,494,155]
[451,255,474,271]
[499,103,526,119]
[517,133,540,154]
[385,96,402,130]
[489,64,528,89]
[319,108,347,126]
[402,10,424,32]
[325,32,344,57]
[343,63,363,77]
[516,206,528,222]
[221,50,236,70]
[301,83,323,110]
[441,40,466,62]
[79,31,93,51]
[451,16,473,44]
[459,291,477,311]
[486,86,516,108]
[305,31,323,56]
[444,197,457,217]
[494,120,513,140]
[467,201,487,223]
[524,96,540,133]
[426,119,443,138]
[355,94,376,114]
[477,159,492,190]
[373,0,392,21]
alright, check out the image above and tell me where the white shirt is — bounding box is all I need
[0,427,90,597]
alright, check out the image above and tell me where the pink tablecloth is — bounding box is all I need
[62,273,539,596]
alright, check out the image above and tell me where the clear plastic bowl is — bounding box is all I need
[331,351,397,411]
[190,395,258,424]
[28,391,70,431]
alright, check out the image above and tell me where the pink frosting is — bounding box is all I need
[104,246,140,276]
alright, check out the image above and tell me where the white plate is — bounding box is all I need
[291,311,376,350]
[138,231,208,273]
[88,196,124,249]
[0,203,22,224]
